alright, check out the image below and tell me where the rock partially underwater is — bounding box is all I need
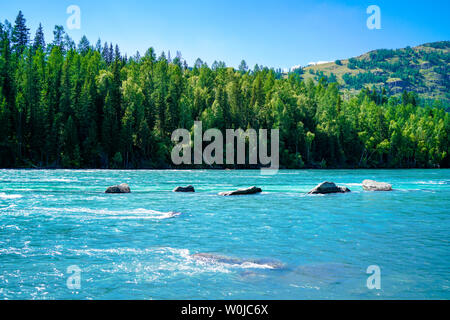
[279,262,356,287]
[105,183,131,193]
[173,185,195,192]
[362,180,392,191]
[239,262,358,288]
[218,186,262,196]
[190,253,285,270]
[308,182,350,194]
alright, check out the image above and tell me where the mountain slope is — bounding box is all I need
[300,41,450,104]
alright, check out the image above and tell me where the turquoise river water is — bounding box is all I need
[0,169,449,299]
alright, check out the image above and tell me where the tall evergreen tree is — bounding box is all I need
[108,43,114,63]
[33,23,45,51]
[102,42,109,63]
[114,44,121,61]
[52,25,65,48]
[95,38,102,52]
[78,35,90,55]
[238,60,248,73]
[12,11,29,54]
[64,34,75,51]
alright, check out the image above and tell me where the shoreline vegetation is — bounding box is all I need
[0,12,449,170]
[2,166,450,170]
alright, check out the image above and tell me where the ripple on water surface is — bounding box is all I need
[0,169,449,299]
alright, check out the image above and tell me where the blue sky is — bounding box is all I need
[1,0,449,69]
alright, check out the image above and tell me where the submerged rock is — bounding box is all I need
[362,180,392,191]
[191,253,242,265]
[282,262,355,286]
[191,253,285,269]
[218,186,262,196]
[308,182,350,194]
[173,185,195,192]
[105,183,130,193]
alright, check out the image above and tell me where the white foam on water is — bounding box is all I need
[42,178,76,182]
[415,180,448,185]
[0,193,22,199]
[28,206,181,220]
[233,262,277,269]
[113,212,180,220]
[398,188,425,192]
[75,247,233,277]
[190,253,280,270]
[0,204,17,211]
[69,247,156,256]
[289,284,320,290]
[161,247,191,259]
[0,247,30,257]
[0,224,20,230]
[151,248,233,274]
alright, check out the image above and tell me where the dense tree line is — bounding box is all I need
[0,12,448,168]
[343,72,388,90]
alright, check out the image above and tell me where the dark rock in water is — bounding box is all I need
[308,182,350,194]
[191,253,285,269]
[362,180,392,191]
[105,183,130,193]
[173,185,195,192]
[218,186,262,196]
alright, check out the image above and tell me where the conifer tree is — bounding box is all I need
[52,25,65,48]
[12,11,29,54]
[78,35,90,55]
[33,23,45,51]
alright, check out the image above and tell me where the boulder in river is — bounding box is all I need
[173,185,195,192]
[362,180,392,191]
[219,186,262,196]
[308,182,350,194]
[105,183,131,193]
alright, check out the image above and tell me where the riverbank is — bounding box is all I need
[0,163,447,170]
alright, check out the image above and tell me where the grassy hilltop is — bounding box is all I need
[300,41,450,105]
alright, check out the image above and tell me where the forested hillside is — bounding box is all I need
[0,12,449,168]
[302,41,450,105]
